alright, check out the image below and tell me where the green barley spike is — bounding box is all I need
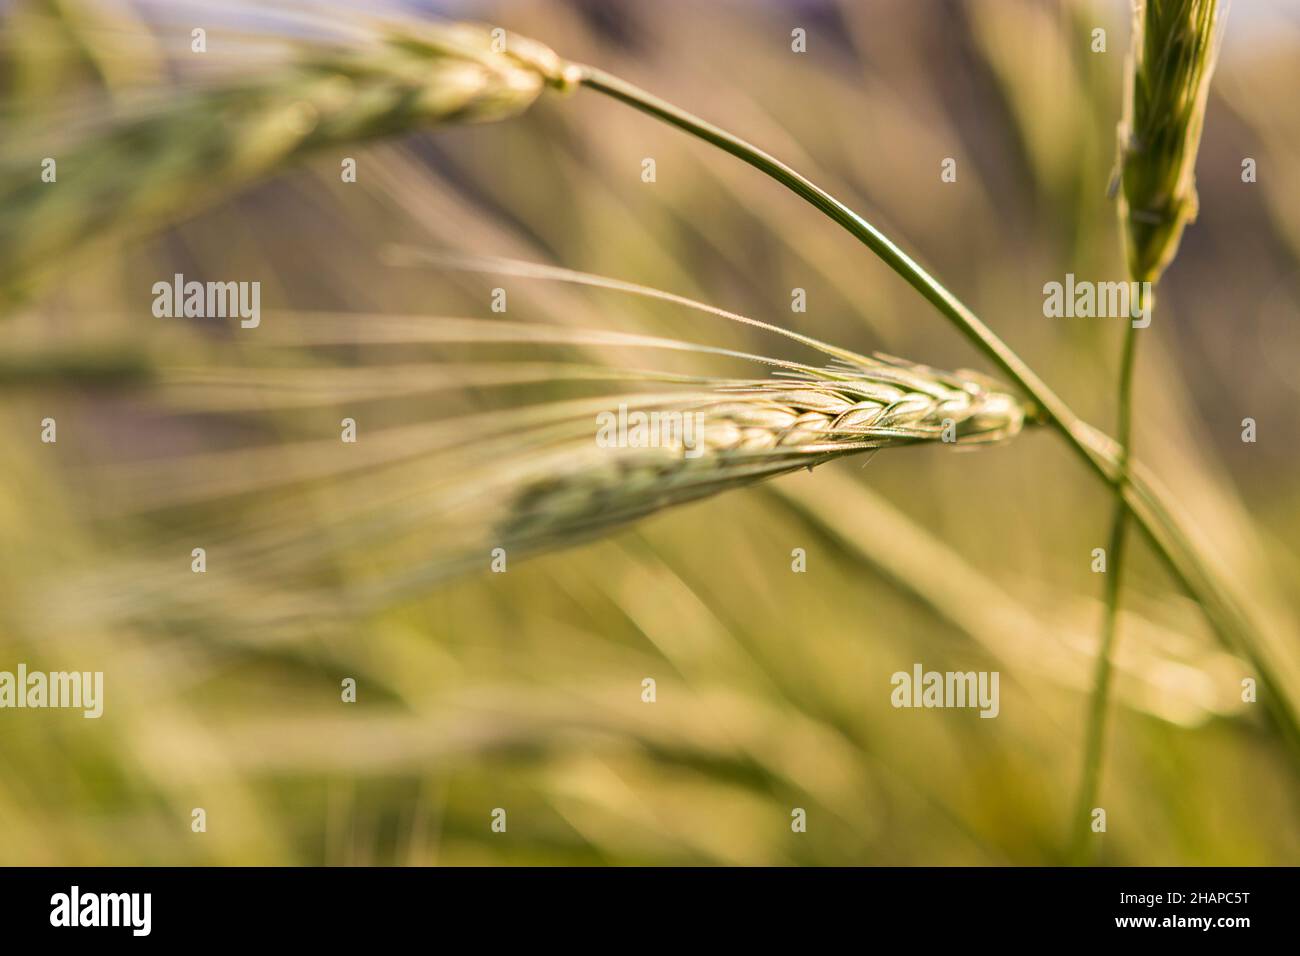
[1116,0,1225,284]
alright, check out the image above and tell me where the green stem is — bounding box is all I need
[574,66,1300,759]
[1073,305,1142,864]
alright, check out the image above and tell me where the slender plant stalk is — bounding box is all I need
[572,63,1300,761]
[1073,298,1142,863]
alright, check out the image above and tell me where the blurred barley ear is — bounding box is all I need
[0,18,579,293]
[1116,0,1224,283]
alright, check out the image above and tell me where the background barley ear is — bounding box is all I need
[1116,0,1225,283]
[0,15,576,294]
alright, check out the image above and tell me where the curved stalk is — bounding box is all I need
[574,65,1300,759]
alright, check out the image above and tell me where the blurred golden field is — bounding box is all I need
[1,0,1299,865]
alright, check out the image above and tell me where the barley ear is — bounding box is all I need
[1116,0,1225,284]
[0,21,577,292]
